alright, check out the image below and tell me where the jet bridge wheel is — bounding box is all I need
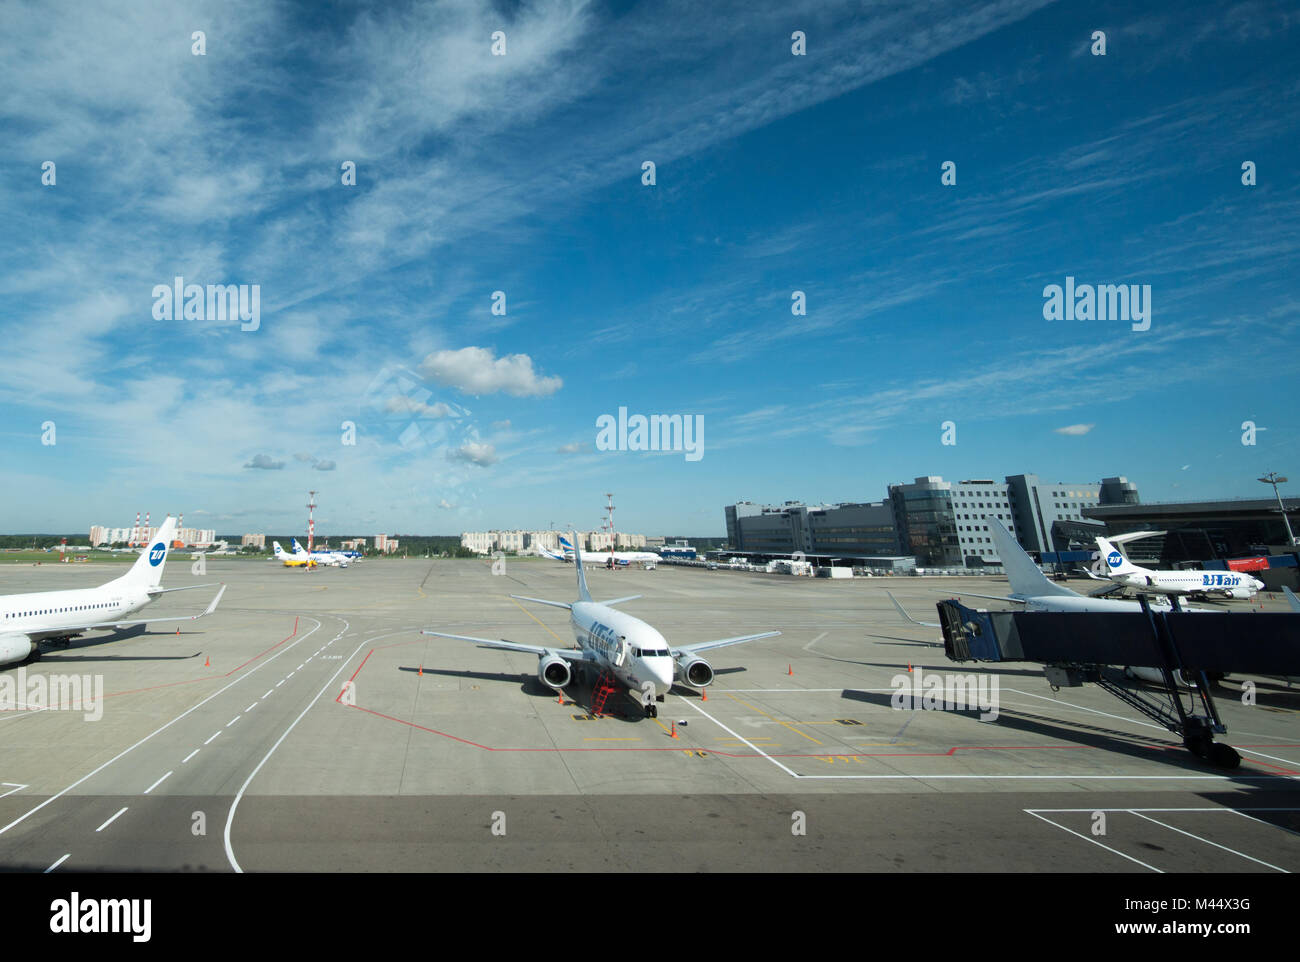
[1184,733,1241,769]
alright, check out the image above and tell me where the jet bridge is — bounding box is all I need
[937,597,1300,768]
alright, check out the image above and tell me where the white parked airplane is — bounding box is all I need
[0,516,226,669]
[273,541,314,567]
[539,535,661,567]
[292,539,349,567]
[425,534,778,717]
[1094,536,1264,600]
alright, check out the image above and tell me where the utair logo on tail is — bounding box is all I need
[149,543,167,566]
[1106,550,1123,568]
[423,531,777,718]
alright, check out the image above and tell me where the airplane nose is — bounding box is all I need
[654,661,674,693]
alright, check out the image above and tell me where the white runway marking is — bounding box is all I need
[275,680,285,688]
[204,731,221,745]
[182,749,199,764]
[0,615,324,839]
[245,703,257,713]
[262,690,273,699]
[45,853,70,873]
[226,622,404,874]
[1128,810,1288,872]
[802,631,827,652]
[683,699,800,778]
[0,783,27,799]
[143,771,172,795]
[1024,810,1162,872]
[226,716,241,727]
[95,807,128,833]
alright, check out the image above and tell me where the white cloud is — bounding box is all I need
[448,441,498,466]
[1054,423,1095,436]
[421,346,562,397]
[244,454,285,469]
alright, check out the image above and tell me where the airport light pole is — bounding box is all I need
[1258,472,1298,546]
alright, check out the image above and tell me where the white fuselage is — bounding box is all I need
[0,581,147,639]
[570,601,674,700]
[1108,568,1262,598]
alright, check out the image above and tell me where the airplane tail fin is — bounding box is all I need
[1096,537,1142,575]
[571,532,592,602]
[107,516,177,592]
[987,518,1078,599]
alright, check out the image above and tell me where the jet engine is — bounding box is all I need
[675,655,714,688]
[0,634,39,669]
[537,653,571,689]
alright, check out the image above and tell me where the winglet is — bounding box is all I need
[886,590,940,628]
[201,584,227,617]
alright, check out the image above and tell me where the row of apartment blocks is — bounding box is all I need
[460,530,649,555]
[90,525,218,547]
[726,474,1139,567]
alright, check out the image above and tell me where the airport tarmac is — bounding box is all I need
[0,557,1297,872]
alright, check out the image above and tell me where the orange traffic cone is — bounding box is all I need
[204,655,210,668]
[907,662,913,673]
[670,722,678,739]
[787,664,793,676]
[418,664,423,677]
[701,689,707,702]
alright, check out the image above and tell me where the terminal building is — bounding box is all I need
[1083,496,1300,566]
[726,474,1140,568]
[725,500,903,564]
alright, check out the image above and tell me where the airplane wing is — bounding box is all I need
[421,630,597,662]
[29,585,226,640]
[1285,587,1300,613]
[951,591,1026,605]
[672,631,780,655]
[598,595,641,607]
[508,595,573,610]
[147,582,222,596]
[886,590,940,628]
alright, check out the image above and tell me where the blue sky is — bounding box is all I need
[2,0,1298,536]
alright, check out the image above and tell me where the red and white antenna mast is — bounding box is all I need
[144,511,151,541]
[132,511,141,547]
[307,490,317,552]
[604,492,615,558]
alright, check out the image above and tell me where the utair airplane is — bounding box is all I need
[273,541,315,567]
[0,516,226,670]
[539,534,662,567]
[424,534,779,717]
[1093,536,1263,600]
[292,538,349,567]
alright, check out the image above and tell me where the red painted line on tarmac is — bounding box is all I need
[336,648,374,702]
[91,617,300,700]
[337,647,1300,773]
